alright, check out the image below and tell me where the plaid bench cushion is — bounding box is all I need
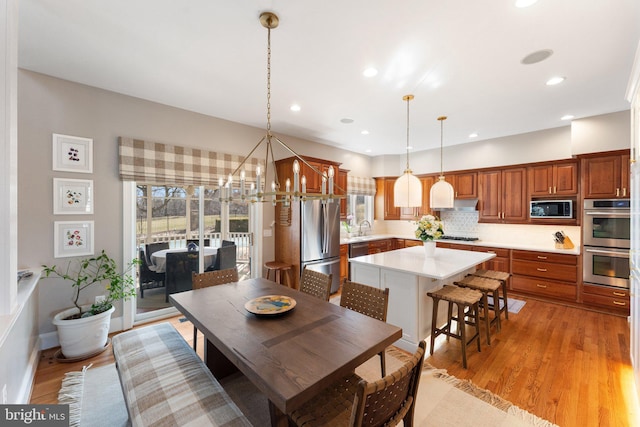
[112,322,251,427]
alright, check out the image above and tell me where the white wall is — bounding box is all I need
[572,110,630,155]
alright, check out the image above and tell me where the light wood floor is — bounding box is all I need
[30,295,640,427]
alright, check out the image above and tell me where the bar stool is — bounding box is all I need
[264,261,293,287]
[470,269,510,320]
[427,285,483,369]
[454,275,503,345]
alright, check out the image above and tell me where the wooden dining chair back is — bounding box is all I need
[288,341,426,427]
[190,267,239,351]
[339,281,390,376]
[299,268,332,301]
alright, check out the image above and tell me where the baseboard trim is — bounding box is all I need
[18,337,40,404]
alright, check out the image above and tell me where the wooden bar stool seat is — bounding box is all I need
[470,269,510,320]
[454,275,503,345]
[264,261,293,287]
[427,285,482,369]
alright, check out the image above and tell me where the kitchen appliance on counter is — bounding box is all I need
[583,199,630,289]
[301,200,341,293]
[530,199,573,218]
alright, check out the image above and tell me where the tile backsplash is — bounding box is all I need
[440,211,479,237]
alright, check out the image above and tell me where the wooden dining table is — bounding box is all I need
[170,277,402,427]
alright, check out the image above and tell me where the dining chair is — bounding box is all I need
[138,249,165,298]
[209,244,236,271]
[288,341,426,427]
[187,238,211,247]
[191,267,239,351]
[339,281,390,376]
[144,242,169,272]
[299,267,332,301]
[164,251,199,302]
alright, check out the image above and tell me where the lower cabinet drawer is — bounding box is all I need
[582,292,630,312]
[511,275,577,301]
[512,259,578,282]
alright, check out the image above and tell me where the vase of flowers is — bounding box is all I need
[342,214,354,237]
[415,215,444,258]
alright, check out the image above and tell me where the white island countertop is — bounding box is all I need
[349,246,495,280]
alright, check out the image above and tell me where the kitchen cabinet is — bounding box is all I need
[472,246,510,286]
[435,242,473,251]
[420,176,435,217]
[582,284,630,315]
[444,172,477,199]
[404,239,423,248]
[368,239,393,254]
[511,250,577,302]
[581,151,630,199]
[478,167,527,223]
[379,178,421,220]
[340,244,349,285]
[275,156,342,195]
[528,161,578,197]
[337,168,348,219]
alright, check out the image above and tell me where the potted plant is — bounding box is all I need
[42,250,140,359]
[415,215,444,257]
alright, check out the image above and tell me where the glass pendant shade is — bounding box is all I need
[394,169,422,207]
[430,176,455,209]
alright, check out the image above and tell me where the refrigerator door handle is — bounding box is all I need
[322,203,329,254]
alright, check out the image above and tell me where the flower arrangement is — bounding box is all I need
[42,250,140,318]
[342,214,354,234]
[415,215,444,241]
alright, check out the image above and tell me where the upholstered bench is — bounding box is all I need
[112,322,251,427]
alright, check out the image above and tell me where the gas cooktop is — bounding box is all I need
[440,236,480,242]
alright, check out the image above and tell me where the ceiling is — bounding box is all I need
[18,0,640,156]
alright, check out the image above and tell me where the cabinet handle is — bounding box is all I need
[623,188,627,197]
[548,186,552,194]
[455,191,458,197]
[536,284,547,288]
[537,268,548,272]
[553,186,557,194]
[613,300,627,306]
[616,188,620,197]
[613,291,627,297]
[537,256,547,260]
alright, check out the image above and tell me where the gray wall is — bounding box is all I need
[17,70,372,336]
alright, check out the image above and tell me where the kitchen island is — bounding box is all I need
[349,245,495,352]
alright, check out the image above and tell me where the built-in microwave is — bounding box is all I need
[530,199,573,218]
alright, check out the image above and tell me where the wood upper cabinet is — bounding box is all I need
[379,178,421,220]
[528,161,578,197]
[420,176,435,217]
[275,156,341,196]
[337,168,348,219]
[478,167,527,223]
[444,172,477,199]
[582,152,630,199]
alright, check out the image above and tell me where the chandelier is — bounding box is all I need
[393,94,422,208]
[221,12,343,206]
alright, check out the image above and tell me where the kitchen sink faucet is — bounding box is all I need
[358,220,371,236]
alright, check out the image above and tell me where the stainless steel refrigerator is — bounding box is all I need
[301,199,341,293]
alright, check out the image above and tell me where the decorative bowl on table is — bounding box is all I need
[245,295,296,315]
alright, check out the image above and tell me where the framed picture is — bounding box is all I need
[53,178,94,215]
[54,221,94,258]
[52,133,93,173]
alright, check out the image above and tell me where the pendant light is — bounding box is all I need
[394,94,422,208]
[430,116,455,209]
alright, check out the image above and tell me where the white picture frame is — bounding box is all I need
[53,178,94,215]
[54,221,95,258]
[52,133,93,173]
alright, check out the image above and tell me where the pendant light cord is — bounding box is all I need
[405,97,410,170]
[438,116,447,176]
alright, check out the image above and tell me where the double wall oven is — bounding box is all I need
[583,199,630,289]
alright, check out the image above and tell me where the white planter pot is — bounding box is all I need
[53,305,114,359]
[423,240,436,257]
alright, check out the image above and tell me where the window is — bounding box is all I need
[347,195,373,226]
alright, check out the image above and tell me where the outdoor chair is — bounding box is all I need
[144,242,169,272]
[340,281,390,376]
[191,267,239,351]
[208,244,236,271]
[138,249,165,298]
[299,267,332,301]
[288,341,426,427]
[164,251,199,302]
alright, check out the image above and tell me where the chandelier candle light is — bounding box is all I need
[220,12,343,205]
[394,94,422,208]
[430,116,455,209]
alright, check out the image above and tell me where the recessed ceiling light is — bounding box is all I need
[365,149,372,153]
[407,146,413,150]
[521,49,553,65]
[290,104,301,112]
[515,0,538,8]
[469,133,479,138]
[361,130,369,135]
[561,115,575,121]
[546,76,566,86]
[340,118,354,124]
[363,67,378,77]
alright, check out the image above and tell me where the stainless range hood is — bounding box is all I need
[437,199,478,211]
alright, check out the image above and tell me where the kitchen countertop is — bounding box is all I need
[341,233,580,255]
[349,246,495,280]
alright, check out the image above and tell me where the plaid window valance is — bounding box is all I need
[347,176,376,196]
[119,137,259,186]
